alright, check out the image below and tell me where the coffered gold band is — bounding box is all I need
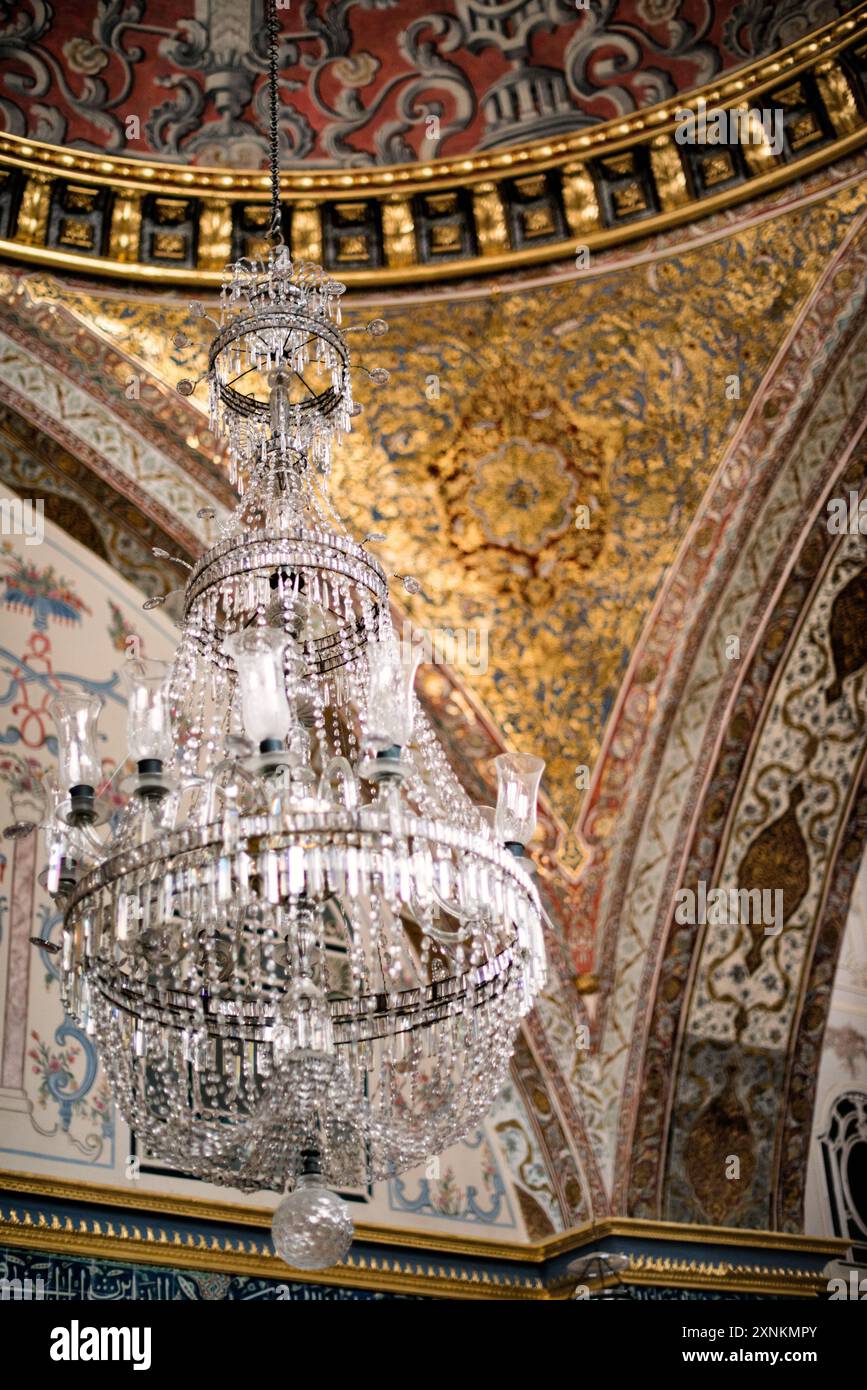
[0,8,865,286]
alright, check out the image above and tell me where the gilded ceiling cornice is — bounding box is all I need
[0,9,865,286]
[0,1169,844,1258]
[0,1171,845,1299]
[0,1216,830,1300]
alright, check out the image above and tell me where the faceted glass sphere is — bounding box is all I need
[271,1178,354,1271]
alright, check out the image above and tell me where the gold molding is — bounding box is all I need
[741,108,779,176]
[622,1256,826,1298]
[0,9,863,285]
[0,9,862,198]
[0,1209,545,1300]
[381,197,417,269]
[816,57,862,135]
[539,1216,845,1261]
[15,174,51,247]
[472,182,509,256]
[198,199,233,271]
[107,193,142,263]
[0,1205,838,1300]
[1,127,866,291]
[561,161,601,238]
[0,1169,846,1262]
[557,1257,828,1300]
[649,134,690,211]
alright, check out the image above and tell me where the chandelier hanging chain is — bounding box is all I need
[266,0,284,244]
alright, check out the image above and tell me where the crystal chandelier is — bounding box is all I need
[18,1,547,1271]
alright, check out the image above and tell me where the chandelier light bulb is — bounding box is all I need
[271,1170,354,1271]
[493,753,545,848]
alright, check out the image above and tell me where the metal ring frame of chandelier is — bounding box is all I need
[208,310,351,423]
[61,810,543,1039]
[183,527,389,675]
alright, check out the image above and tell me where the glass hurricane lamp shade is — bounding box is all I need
[123,659,173,766]
[365,638,421,752]
[49,692,103,793]
[494,753,545,848]
[224,626,293,747]
[271,1171,354,1271]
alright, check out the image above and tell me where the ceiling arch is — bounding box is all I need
[574,199,867,1226]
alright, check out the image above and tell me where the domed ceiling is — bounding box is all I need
[0,0,856,167]
[1,152,866,1249]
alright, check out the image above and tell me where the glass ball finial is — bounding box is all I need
[271,1163,354,1271]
